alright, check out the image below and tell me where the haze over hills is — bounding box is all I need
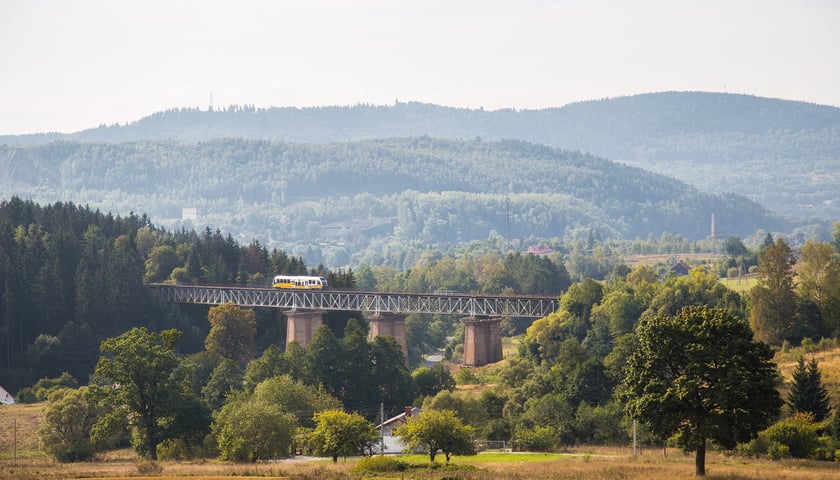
[2,92,838,222]
[0,135,794,268]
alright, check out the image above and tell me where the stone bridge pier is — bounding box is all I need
[462,316,503,367]
[285,309,324,347]
[367,312,409,365]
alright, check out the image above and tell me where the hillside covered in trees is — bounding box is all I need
[0,137,793,268]
[3,92,837,221]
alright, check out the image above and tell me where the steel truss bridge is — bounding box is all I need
[150,284,558,318]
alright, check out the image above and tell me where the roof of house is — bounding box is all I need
[670,259,691,275]
[527,245,553,255]
[376,407,422,429]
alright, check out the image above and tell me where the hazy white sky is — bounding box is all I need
[1,0,838,135]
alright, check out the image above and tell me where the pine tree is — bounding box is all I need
[788,356,831,422]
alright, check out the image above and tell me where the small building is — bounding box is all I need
[670,259,691,277]
[0,385,14,405]
[375,406,421,454]
[181,207,200,220]
[526,245,553,255]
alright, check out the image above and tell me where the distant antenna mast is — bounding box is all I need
[710,213,716,254]
[209,91,214,111]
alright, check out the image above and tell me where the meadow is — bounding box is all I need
[2,447,840,479]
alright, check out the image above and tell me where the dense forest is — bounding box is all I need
[0,137,797,269]
[3,92,837,220]
[0,198,568,393]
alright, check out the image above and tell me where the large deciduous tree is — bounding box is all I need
[622,306,781,476]
[91,327,205,460]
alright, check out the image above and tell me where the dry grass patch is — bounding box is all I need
[0,403,45,459]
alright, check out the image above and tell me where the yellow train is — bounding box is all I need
[272,275,328,289]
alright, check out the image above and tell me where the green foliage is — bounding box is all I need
[753,413,821,459]
[37,387,104,462]
[750,239,797,344]
[352,455,408,473]
[422,391,487,429]
[393,409,475,464]
[201,358,244,410]
[787,356,831,421]
[90,327,205,460]
[308,409,378,462]
[622,305,782,475]
[252,375,342,429]
[512,425,558,452]
[205,302,257,365]
[16,372,78,403]
[413,365,456,397]
[242,344,286,391]
[213,393,297,462]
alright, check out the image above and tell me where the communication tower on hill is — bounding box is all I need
[710,213,716,254]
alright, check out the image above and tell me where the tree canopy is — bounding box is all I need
[90,327,207,460]
[622,306,781,476]
[393,409,475,464]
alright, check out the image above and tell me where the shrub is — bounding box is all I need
[17,372,78,403]
[38,387,103,462]
[759,413,820,459]
[513,426,557,452]
[352,455,407,473]
[766,442,791,460]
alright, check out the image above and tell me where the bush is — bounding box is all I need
[767,442,791,460]
[513,426,557,452]
[17,372,78,403]
[759,413,820,459]
[809,437,837,461]
[38,387,102,462]
[352,455,407,473]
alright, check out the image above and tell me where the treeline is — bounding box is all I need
[1,137,796,269]
[0,197,333,392]
[0,197,574,392]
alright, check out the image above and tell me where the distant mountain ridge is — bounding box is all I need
[3,92,837,220]
[0,137,793,269]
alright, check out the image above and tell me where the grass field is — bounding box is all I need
[3,401,840,479]
[2,447,840,479]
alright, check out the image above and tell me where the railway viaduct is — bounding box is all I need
[151,284,558,366]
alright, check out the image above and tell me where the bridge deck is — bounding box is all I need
[150,285,558,318]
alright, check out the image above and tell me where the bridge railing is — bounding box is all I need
[150,284,558,318]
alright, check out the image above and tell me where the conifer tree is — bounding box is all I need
[788,356,831,422]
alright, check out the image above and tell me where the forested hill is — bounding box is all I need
[1,137,789,267]
[2,92,837,220]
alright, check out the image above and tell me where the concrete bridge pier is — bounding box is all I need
[462,316,503,367]
[285,309,324,347]
[367,312,409,365]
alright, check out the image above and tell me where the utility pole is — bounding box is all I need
[380,402,385,454]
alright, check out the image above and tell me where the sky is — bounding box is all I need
[1,0,838,135]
